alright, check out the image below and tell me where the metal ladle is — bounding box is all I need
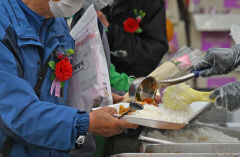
[128,71,202,102]
[128,76,158,102]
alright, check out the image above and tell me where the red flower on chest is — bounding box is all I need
[123,17,139,33]
[123,9,146,34]
[55,58,73,82]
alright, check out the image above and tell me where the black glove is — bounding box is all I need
[210,82,240,112]
[192,45,240,77]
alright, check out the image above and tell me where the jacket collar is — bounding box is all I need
[1,0,64,41]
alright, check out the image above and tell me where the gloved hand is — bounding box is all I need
[192,45,240,77]
[210,82,240,112]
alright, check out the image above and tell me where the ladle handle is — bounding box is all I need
[158,70,204,87]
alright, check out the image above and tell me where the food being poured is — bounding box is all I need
[118,98,157,115]
[119,105,130,115]
[163,83,214,110]
[118,102,144,119]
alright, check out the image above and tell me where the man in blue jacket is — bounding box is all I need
[0,0,137,157]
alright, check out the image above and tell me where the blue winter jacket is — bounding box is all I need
[0,0,89,157]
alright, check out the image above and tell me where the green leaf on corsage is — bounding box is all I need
[51,73,56,81]
[66,49,75,56]
[136,27,143,33]
[134,9,138,16]
[61,81,65,88]
[48,61,56,70]
[141,12,146,18]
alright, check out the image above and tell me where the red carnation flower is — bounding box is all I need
[123,17,139,33]
[55,58,73,82]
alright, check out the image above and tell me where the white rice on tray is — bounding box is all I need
[130,104,193,123]
[147,127,240,143]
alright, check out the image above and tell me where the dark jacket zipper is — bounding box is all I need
[38,19,48,76]
[34,19,48,97]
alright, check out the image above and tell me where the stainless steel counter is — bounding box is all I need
[140,143,240,153]
[139,122,240,153]
[111,153,240,157]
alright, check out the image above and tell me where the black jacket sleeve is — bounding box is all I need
[107,0,168,77]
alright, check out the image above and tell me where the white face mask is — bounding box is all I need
[84,0,113,10]
[49,0,84,17]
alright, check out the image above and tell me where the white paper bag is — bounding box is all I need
[68,5,112,111]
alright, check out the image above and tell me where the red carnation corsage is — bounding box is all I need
[123,9,146,34]
[55,58,73,82]
[49,49,74,97]
[123,17,139,33]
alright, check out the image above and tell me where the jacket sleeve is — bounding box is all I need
[106,0,168,71]
[0,41,89,151]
